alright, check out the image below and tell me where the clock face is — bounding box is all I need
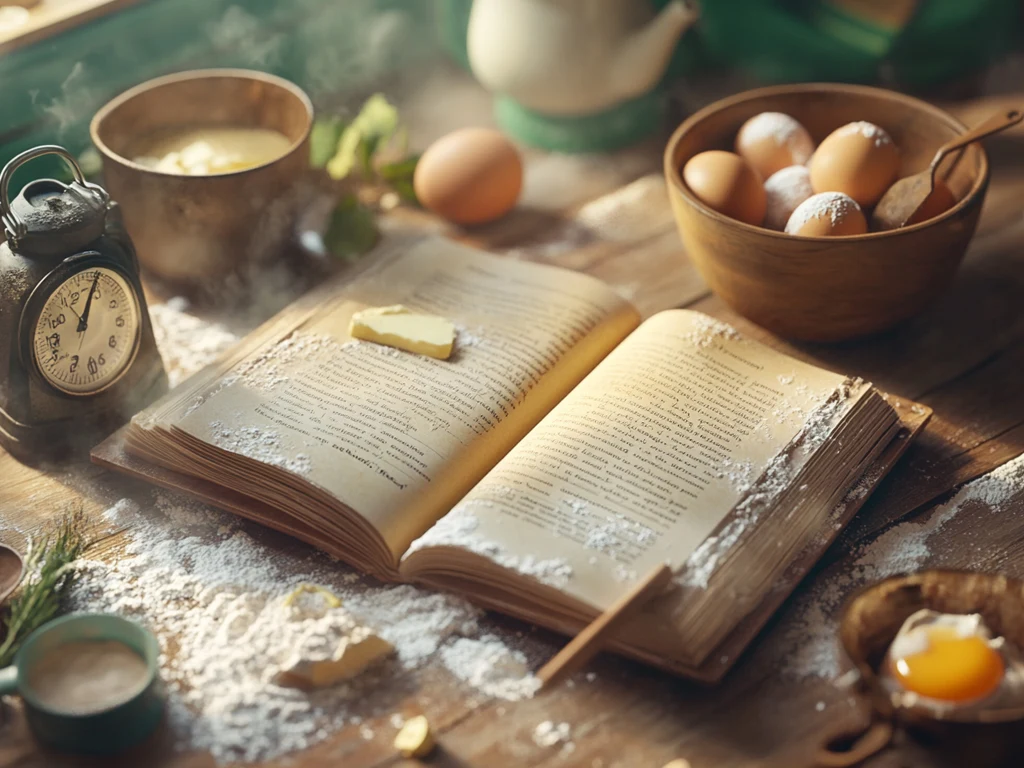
[32,267,141,395]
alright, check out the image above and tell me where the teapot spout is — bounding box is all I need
[611,0,698,102]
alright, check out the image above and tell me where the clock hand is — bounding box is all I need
[76,272,100,333]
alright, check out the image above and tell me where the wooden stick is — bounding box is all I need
[537,563,673,688]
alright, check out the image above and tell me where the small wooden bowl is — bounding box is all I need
[664,84,990,342]
[831,570,1024,768]
[90,69,313,287]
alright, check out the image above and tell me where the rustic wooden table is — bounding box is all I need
[3,68,1024,768]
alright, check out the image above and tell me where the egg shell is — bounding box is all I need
[763,165,814,231]
[905,178,957,225]
[414,128,523,225]
[809,121,900,208]
[735,112,815,180]
[682,150,766,226]
[785,191,866,237]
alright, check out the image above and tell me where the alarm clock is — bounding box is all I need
[0,145,167,462]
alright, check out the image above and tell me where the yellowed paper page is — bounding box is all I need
[152,238,640,560]
[404,310,857,609]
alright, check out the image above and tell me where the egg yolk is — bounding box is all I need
[892,627,1004,702]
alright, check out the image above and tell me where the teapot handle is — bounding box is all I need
[815,718,893,767]
[0,145,106,246]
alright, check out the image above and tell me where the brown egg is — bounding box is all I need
[763,165,814,231]
[905,178,957,225]
[809,121,900,208]
[682,150,766,226]
[785,192,867,237]
[735,112,815,180]
[414,128,523,225]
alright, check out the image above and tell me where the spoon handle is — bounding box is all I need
[930,107,1023,177]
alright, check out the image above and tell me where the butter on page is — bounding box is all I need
[348,304,456,360]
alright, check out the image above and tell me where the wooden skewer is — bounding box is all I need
[537,563,673,688]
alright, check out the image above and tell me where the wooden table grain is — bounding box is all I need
[3,69,1024,767]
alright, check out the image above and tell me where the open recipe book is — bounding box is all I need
[94,237,930,682]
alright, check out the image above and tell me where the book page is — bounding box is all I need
[403,310,858,609]
[158,238,640,560]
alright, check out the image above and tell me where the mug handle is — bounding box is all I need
[815,719,893,767]
[0,665,17,696]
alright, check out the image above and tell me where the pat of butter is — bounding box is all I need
[275,625,394,689]
[349,304,456,360]
[394,715,434,758]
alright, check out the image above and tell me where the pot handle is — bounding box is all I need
[815,719,893,767]
[0,665,17,696]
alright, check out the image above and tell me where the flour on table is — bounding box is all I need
[149,297,240,387]
[75,490,543,763]
[770,455,1024,680]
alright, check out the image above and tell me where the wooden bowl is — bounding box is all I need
[90,69,313,288]
[664,84,990,342]
[833,570,1024,767]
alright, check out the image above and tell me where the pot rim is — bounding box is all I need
[663,82,990,244]
[89,68,314,179]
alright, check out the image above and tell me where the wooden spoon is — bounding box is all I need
[872,108,1023,231]
[0,543,25,607]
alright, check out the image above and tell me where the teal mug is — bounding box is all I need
[0,613,165,754]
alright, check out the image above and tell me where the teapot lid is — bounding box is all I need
[2,145,109,258]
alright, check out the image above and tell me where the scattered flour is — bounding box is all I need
[785,192,863,234]
[207,422,312,476]
[763,165,814,231]
[74,491,542,763]
[440,636,541,701]
[533,720,573,748]
[406,505,574,588]
[837,120,893,148]
[229,332,341,392]
[775,455,1024,680]
[149,297,240,388]
[684,315,742,348]
[738,112,813,157]
[679,379,863,589]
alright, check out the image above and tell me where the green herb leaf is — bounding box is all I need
[0,509,89,668]
[379,155,420,205]
[325,94,401,181]
[309,117,346,169]
[322,194,380,261]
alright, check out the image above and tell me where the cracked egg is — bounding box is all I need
[835,570,1024,768]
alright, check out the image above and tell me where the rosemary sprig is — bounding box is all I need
[0,509,88,667]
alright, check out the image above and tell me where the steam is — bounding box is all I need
[205,6,284,68]
[39,62,99,138]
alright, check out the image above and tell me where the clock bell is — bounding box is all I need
[0,145,167,462]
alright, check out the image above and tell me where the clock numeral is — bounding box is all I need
[69,355,79,373]
[49,313,65,330]
[87,356,98,375]
[46,332,60,349]
[115,315,125,327]
[108,335,117,349]
[108,299,117,309]
[70,291,80,305]
[50,349,58,363]
[98,353,106,366]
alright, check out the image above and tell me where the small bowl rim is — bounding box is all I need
[89,68,314,179]
[663,82,991,243]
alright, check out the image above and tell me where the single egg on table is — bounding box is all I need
[763,165,814,231]
[414,127,523,226]
[880,609,1024,712]
[682,150,766,227]
[785,191,866,237]
[735,112,815,180]
[809,121,900,208]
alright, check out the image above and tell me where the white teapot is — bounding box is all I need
[467,0,698,117]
